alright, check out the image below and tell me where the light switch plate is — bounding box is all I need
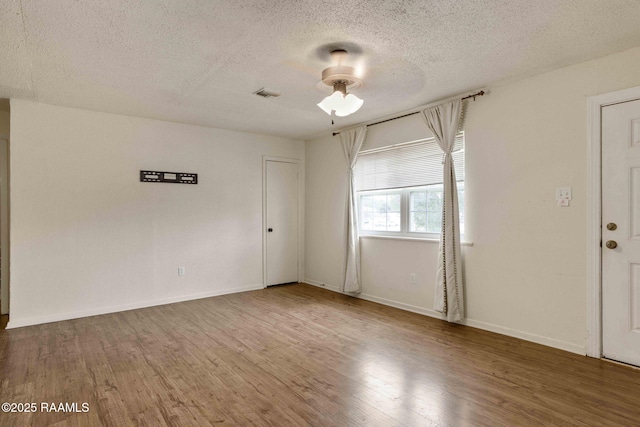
[556,186,572,201]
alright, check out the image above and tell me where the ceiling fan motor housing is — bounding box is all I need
[321,65,362,90]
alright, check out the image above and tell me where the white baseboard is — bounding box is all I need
[461,318,585,355]
[303,278,341,293]
[303,278,585,356]
[358,292,444,319]
[6,284,264,329]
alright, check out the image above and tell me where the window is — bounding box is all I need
[408,183,464,235]
[356,132,464,238]
[360,192,401,232]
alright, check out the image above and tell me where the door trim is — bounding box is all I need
[587,85,640,358]
[0,139,7,315]
[262,156,303,287]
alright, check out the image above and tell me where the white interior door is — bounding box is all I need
[602,98,640,367]
[266,161,298,286]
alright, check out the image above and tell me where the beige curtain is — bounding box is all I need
[340,126,367,293]
[420,100,464,322]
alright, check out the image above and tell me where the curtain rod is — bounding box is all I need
[332,90,484,136]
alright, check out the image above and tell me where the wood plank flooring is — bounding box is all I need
[1,283,640,426]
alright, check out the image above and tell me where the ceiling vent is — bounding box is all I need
[253,88,281,98]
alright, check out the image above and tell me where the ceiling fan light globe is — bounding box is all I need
[317,90,363,117]
[317,99,333,115]
[344,93,364,113]
[334,105,349,117]
[335,94,364,117]
[317,91,345,115]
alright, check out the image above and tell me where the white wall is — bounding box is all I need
[305,45,640,355]
[9,100,304,327]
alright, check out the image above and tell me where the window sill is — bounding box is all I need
[359,234,474,246]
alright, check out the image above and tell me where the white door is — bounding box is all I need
[266,161,298,286]
[602,98,640,366]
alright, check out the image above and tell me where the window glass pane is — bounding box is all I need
[410,191,426,211]
[361,195,374,213]
[373,213,387,231]
[410,211,427,232]
[427,210,442,233]
[387,212,401,231]
[361,212,373,231]
[373,195,387,213]
[427,191,442,211]
[388,194,401,212]
[426,188,443,233]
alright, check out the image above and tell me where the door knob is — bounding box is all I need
[268,228,273,232]
[606,223,617,231]
[606,240,617,249]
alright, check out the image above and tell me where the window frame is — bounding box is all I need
[357,182,464,240]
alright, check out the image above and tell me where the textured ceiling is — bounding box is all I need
[2,0,640,139]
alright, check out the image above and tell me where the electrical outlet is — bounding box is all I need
[178,267,185,277]
[409,273,416,284]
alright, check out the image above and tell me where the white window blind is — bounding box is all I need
[355,132,464,192]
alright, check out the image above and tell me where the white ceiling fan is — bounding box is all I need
[316,49,364,117]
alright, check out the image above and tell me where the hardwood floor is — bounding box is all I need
[1,283,639,426]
